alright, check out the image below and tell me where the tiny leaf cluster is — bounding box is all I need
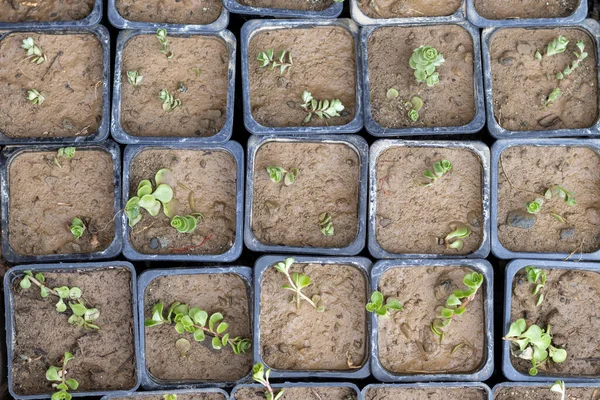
[525,266,547,306]
[556,41,587,80]
[274,257,325,312]
[525,185,575,215]
[69,217,86,240]
[21,37,47,64]
[156,29,173,59]
[27,89,45,105]
[301,91,345,123]
[257,49,293,74]
[421,159,452,186]
[546,36,569,57]
[159,89,182,112]
[407,96,423,122]
[127,70,143,87]
[366,291,403,318]
[318,212,334,236]
[46,352,78,400]
[409,45,445,87]
[266,166,299,186]
[54,147,76,168]
[252,363,284,400]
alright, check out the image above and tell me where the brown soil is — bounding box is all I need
[240,0,334,10]
[11,267,136,395]
[356,0,461,18]
[365,386,487,400]
[375,147,483,255]
[495,386,600,400]
[248,27,356,128]
[128,149,237,256]
[116,0,221,24]
[234,386,357,400]
[121,34,229,138]
[0,0,94,22]
[378,266,486,375]
[144,273,252,382]
[490,27,598,132]
[510,267,600,377]
[9,149,115,256]
[259,262,367,370]
[113,395,225,400]
[252,141,360,248]
[0,32,103,138]
[497,146,600,253]
[474,0,580,19]
[367,25,475,129]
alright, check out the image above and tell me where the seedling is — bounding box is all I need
[159,89,182,112]
[543,88,562,107]
[127,70,143,87]
[545,185,576,206]
[535,50,542,61]
[257,49,293,74]
[421,159,452,186]
[546,36,569,56]
[53,147,76,168]
[156,29,173,58]
[319,212,334,236]
[445,222,471,251]
[170,214,203,233]
[550,381,566,400]
[266,166,299,186]
[46,352,78,400]
[301,91,344,123]
[21,37,47,64]
[126,176,174,227]
[503,319,567,376]
[526,197,544,214]
[430,272,483,343]
[164,395,177,400]
[252,363,284,400]
[525,266,547,306]
[69,218,86,240]
[274,257,325,312]
[556,41,587,80]
[409,45,445,87]
[145,301,251,354]
[386,88,399,99]
[27,89,45,105]
[407,96,423,122]
[366,291,403,317]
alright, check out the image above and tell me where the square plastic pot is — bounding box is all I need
[231,382,360,399]
[122,141,244,262]
[4,262,142,400]
[370,259,494,382]
[223,0,342,18]
[111,29,236,145]
[361,21,485,136]
[244,134,368,256]
[253,255,371,379]
[493,382,600,397]
[240,19,363,135]
[350,0,467,26]
[101,388,230,400]
[368,140,491,259]
[0,25,110,145]
[363,383,492,400]
[467,0,587,28]
[137,267,253,390]
[0,140,123,263]
[482,19,600,139]
[0,0,102,29]
[502,259,600,382]
[491,138,600,260]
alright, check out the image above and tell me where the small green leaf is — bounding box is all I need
[212,336,222,350]
[209,313,223,331]
[46,366,61,381]
[193,329,205,342]
[65,378,79,390]
[56,299,67,313]
[20,277,31,289]
[217,322,228,334]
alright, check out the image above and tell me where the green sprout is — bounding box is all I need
[170,214,203,233]
[266,166,299,186]
[543,87,562,107]
[366,291,403,318]
[407,96,423,122]
[126,169,175,227]
[546,36,569,57]
[503,319,567,376]
[545,185,576,206]
[69,218,86,240]
[145,301,251,355]
[386,88,399,99]
[21,37,47,64]
[535,50,542,61]
[319,212,334,236]
[252,363,284,400]
[421,159,452,186]
[556,41,587,80]
[408,109,419,122]
[445,222,471,251]
[550,381,566,400]
[257,49,293,74]
[27,89,45,105]
[46,352,78,400]
[525,266,547,306]
[274,257,325,312]
[127,70,143,87]
[301,91,344,123]
[156,28,173,58]
[53,147,76,168]
[159,89,182,112]
[409,45,445,87]
[430,272,483,343]
[526,197,544,214]
[163,395,177,400]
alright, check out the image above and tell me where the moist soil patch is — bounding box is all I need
[9,149,115,256]
[474,0,580,20]
[113,395,226,400]
[377,266,486,375]
[260,262,367,371]
[128,149,237,255]
[116,0,221,25]
[11,267,136,395]
[495,386,600,400]
[367,25,475,129]
[0,32,103,138]
[365,386,487,400]
[0,0,94,23]
[248,26,356,128]
[121,34,229,138]
[252,141,360,248]
[497,146,600,254]
[357,0,461,19]
[375,146,483,255]
[239,0,334,11]
[234,386,357,400]
[144,273,252,382]
[510,267,600,377]
[489,27,598,132]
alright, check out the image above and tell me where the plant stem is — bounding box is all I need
[282,271,317,309]
[25,275,59,297]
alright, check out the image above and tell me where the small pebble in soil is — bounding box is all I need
[158,237,169,248]
[498,50,516,66]
[467,210,481,227]
[516,42,532,55]
[379,218,392,228]
[560,228,576,240]
[149,238,159,249]
[62,118,74,130]
[177,82,187,93]
[507,209,536,229]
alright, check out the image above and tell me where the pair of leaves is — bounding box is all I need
[257,49,293,74]
[159,89,182,112]
[27,89,45,105]
[266,166,299,186]
[319,212,334,236]
[127,70,143,87]
[365,290,403,317]
[445,222,471,251]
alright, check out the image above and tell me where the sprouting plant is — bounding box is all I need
[301,91,344,123]
[503,319,567,376]
[53,147,76,168]
[525,266,547,306]
[430,272,483,343]
[126,169,175,227]
[46,352,78,400]
[156,28,173,58]
[407,96,423,122]
[159,89,182,112]
[543,87,562,107]
[127,70,143,87]
[421,159,452,186]
[445,222,471,251]
[535,50,542,61]
[266,166,299,186]
[546,36,569,57]
[252,363,284,400]
[257,49,293,74]
[69,218,86,240]
[21,37,47,64]
[545,185,576,206]
[145,301,251,355]
[408,110,419,122]
[163,395,177,400]
[556,41,587,80]
[27,89,45,105]
[366,291,403,317]
[170,214,203,233]
[19,271,100,330]
[526,197,544,214]
[386,88,399,99]
[319,212,334,236]
[409,45,445,87]
[192,67,200,77]
[550,381,566,400]
[274,257,325,312]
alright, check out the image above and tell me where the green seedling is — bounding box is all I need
[170,214,203,233]
[543,87,562,107]
[266,166,299,186]
[407,96,423,122]
[445,222,471,251]
[163,395,177,400]
[27,89,45,105]
[69,217,86,240]
[21,37,47,64]
[421,159,452,186]
[545,185,576,206]
[556,41,587,80]
[145,301,251,355]
[46,352,78,400]
[253,363,284,400]
[301,91,344,123]
[550,381,566,400]
[53,147,76,168]
[156,28,173,58]
[127,70,143,87]
[319,212,334,236]
[526,197,544,214]
[192,67,201,77]
[159,89,182,112]
[535,50,542,61]
[274,257,325,312]
[526,266,547,306]
[257,49,293,74]
[366,291,403,317]
[408,109,419,122]
[386,88,399,99]
[546,36,569,56]
[430,272,483,343]
[126,170,175,227]
[409,45,445,87]
[504,319,567,376]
